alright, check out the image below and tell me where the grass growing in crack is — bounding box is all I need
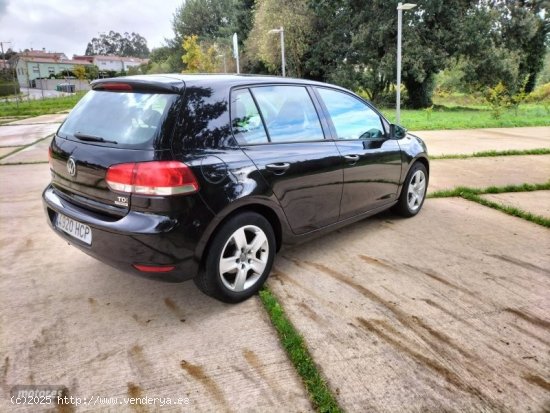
[259,288,343,413]
[428,182,550,198]
[431,148,550,160]
[465,193,550,227]
[429,182,550,228]
[0,134,53,161]
[0,160,49,166]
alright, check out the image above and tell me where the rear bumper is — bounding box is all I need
[42,185,200,282]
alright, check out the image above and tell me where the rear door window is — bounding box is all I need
[58,90,177,147]
[230,89,269,145]
[250,86,324,143]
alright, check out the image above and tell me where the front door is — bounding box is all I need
[315,87,402,220]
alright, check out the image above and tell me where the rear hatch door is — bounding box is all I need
[50,79,184,217]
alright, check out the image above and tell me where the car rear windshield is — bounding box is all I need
[58,90,178,148]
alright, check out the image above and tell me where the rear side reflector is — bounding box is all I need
[106,161,199,196]
[133,264,175,273]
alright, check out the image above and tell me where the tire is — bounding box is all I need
[194,212,276,303]
[393,162,428,217]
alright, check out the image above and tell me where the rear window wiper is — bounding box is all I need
[74,132,118,144]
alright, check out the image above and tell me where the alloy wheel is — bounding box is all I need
[218,225,269,292]
[407,169,426,212]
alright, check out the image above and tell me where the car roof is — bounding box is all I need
[91,73,347,94]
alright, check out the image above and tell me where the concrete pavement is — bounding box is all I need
[416,127,550,156]
[0,163,313,412]
[269,199,550,412]
[0,124,58,148]
[5,113,68,125]
[0,138,52,165]
[429,155,550,193]
[1,117,549,412]
[480,190,550,218]
[0,113,65,164]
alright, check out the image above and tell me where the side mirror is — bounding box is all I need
[390,124,407,140]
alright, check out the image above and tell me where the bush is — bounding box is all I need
[527,83,550,103]
[0,82,20,97]
[484,82,510,119]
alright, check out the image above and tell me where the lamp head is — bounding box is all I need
[397,3,417,10]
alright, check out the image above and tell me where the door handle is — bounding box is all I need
[344,154,360,163]
[266,162,290,174]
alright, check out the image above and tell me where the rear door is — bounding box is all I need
[314,87,402,220]
[231,85,343,234]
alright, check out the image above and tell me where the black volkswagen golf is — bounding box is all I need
[43,74,429,303]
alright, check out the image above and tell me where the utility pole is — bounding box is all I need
[396,3,417,125]
[232,33,240,74]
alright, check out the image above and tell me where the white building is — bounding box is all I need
[73,55,149,72]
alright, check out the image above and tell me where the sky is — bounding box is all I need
[0,0,182,57]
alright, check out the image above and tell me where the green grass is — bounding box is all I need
[430,148,550,160]
[0,92,85,117]
[429,182,550,228]
[381,103,550,130]
[259,288,343,413]
[0,160,49,166]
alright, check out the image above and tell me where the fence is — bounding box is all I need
[33,79,91,92]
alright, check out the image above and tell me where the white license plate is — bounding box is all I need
[55,213,92,245]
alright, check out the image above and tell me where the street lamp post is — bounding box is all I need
[268,27,285,77]
[396,2,416,125]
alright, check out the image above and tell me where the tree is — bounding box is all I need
[182,35,203,72]
[165,0,254,73]
[456,0,549,97]
[181,35,219,73]
[85,31,150,57]
[246,0,314,77]
[0,48,16,61]
[73,65,87,81]
[173,0,237,40]
[306,0,548,108]
[148,46,185,73]
[495,0,549,93]
[84,65,99,80]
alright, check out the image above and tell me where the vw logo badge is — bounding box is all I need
[66,157,77,177]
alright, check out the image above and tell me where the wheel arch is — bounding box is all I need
[414,155,430,177]
[196,201,285,268]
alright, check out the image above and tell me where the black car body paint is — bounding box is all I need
[43,74,429,284]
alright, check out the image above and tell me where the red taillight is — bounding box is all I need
[133,264,175,273]
[106,161,199,196]
[98,82,133,91]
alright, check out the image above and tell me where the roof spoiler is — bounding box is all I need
[91,77,185,94]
